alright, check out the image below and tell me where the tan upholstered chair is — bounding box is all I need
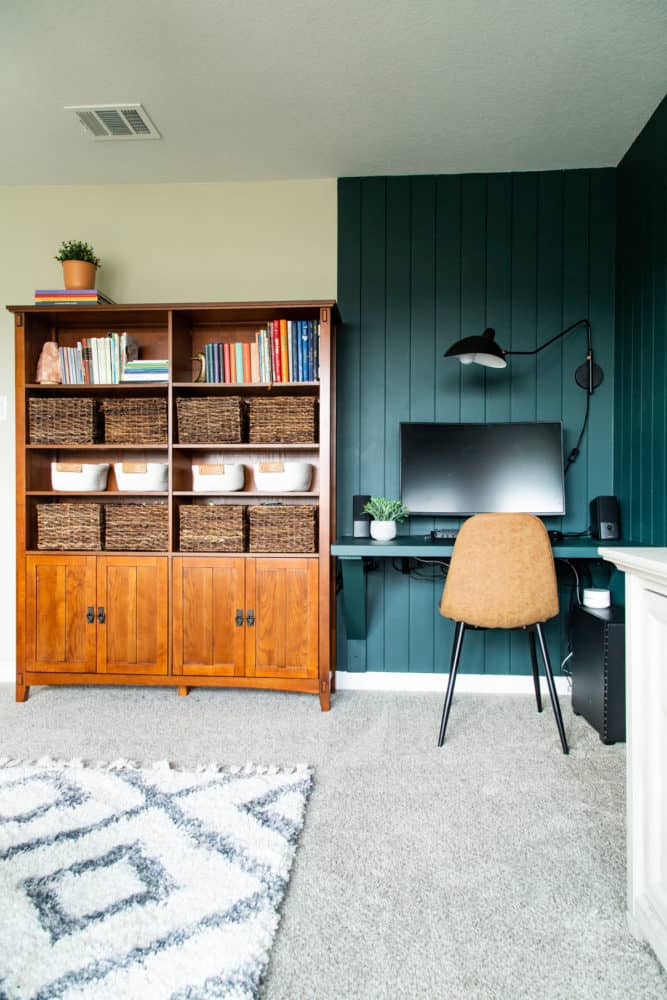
[438,513,569,753]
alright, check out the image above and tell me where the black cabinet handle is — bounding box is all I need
[246,609,255,627]
[86,606,95,624]
[97,606,105,625]
[235,608,244,627]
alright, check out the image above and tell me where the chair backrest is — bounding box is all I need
[439,513,559,628]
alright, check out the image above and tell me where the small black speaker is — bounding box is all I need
[353,494,371,538]
[590,495,621,541]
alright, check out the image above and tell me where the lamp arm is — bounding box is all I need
[505,319,595,396]
[505,318,591,356]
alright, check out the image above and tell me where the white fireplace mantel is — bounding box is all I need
[600,546,667,971]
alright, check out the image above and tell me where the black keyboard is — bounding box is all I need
[430,529,459,541]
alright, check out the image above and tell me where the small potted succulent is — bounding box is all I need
[54,240,101,290]
[364,496,409,541]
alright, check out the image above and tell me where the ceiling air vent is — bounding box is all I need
[65,104,161,141]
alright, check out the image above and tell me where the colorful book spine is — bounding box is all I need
[307,320,314,381]
[263,329,272,382]
[233,343,242,383]
[250,342,260,383]
[34,289,115,305]
[271,320,281,382]
[287,320,293,382]
[242,342,251,384]
[300,321,309,381]
[279,319,289,383]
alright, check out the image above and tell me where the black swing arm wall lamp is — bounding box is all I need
[444,319,604,473]
[444,318,603,395]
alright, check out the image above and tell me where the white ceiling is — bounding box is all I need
[1,0,666,186]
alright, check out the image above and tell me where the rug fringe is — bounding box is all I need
[0,756,312,777]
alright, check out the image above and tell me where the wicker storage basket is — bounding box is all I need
[104,503,169,551]
[179,504,246,552]
[101,397,168,444]
[36,502,103,550]
[29,397,97,444]
[248,504,318,553]
[247,396,317,444]
[176,396,244,444]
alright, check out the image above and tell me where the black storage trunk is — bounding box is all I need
[571,604,626,744]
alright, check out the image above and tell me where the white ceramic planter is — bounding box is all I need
[370,520,397,541]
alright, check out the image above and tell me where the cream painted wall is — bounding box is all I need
[0,178,337,682]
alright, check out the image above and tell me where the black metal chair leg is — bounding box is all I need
[438,621,466,747]
[527,628,543,713]
[535,623,569,755]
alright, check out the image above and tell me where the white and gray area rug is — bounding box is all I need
[0,758,312,999]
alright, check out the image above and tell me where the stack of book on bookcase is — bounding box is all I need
[204,319,319,383]
[57,332,167,385]
[35,289,115,306]
[122,359,169,383]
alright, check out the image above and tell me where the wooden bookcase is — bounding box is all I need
[9,301,336,709]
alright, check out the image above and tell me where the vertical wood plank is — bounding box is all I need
[458,174,488,673]
[336,179,362,669]
[483,173,513,675]
[408,176,437,673]
[434,175,463,671]
[359,178,387,672]
[562,172,590,535]
[509,173,538,675]
[384,177,412,672]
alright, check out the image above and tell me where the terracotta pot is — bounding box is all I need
[62,260,97,290]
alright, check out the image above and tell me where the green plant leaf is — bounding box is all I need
[54,240,101,268]
[362,496,409,522]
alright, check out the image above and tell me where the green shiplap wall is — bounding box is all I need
[337,171,616,673]
[615,97,667,544]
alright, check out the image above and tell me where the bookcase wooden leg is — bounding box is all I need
[16,684,30,703]
[177,686,190,697]
[319,680,331,712]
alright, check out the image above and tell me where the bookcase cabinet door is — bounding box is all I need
[96,556,168,675]
[173,557,246,676]
[26,555,97,673]
[246,558,319,679]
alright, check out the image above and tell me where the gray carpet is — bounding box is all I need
[1,683,666,1000]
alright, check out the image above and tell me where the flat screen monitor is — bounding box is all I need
[400,421,565,516]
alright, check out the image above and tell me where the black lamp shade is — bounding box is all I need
[444,327,507,369]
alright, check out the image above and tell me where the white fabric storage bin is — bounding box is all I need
[51,462,109,492]
[114,462,168,491]
[253,461,313,492]
[192,463,245,492]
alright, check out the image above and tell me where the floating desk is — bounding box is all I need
[332,536,638,640]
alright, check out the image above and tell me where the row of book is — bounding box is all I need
[35,288,115,306]
[58,332,168,385]
[203,320,320,384]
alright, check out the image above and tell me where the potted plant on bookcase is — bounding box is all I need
[364,496,409,541]
[54,240,101,290]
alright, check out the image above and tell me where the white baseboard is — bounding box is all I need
[0,662,569,696]
[0,661,14,684]
[335,670,570,696]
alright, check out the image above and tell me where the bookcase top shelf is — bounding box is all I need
[8,300,336,322]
